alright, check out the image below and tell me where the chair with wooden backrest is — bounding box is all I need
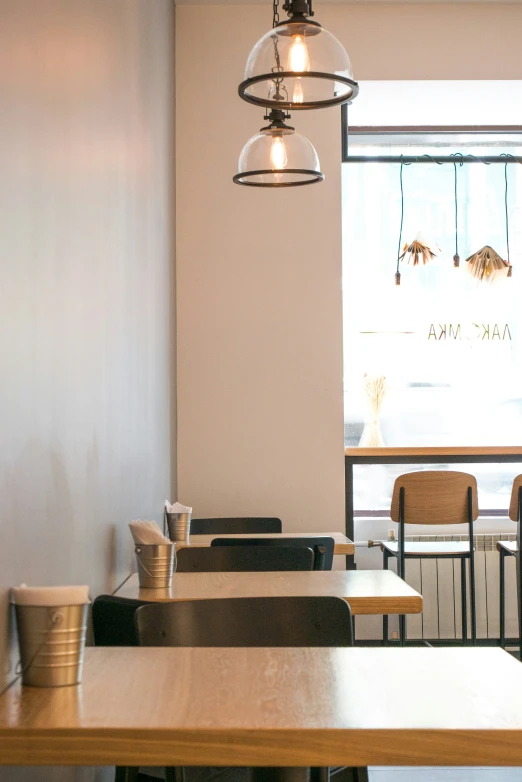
[210,536,335,571]
[136,597,362,782]
[498,475,522,652]
[190,517,282,534]
[381,470,478,646]
[136,595,353,647]
[176,545,314,572]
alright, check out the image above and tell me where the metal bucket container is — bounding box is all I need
[14,603,88,687]
[166,511,191,543]
[135,542,175,588]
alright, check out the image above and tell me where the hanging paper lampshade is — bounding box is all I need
[465,246,511,284]
[391,163,441,283]
[465,161,513,283]
[399,236,440,266]
[233,109,323,187]
[238,0,359,111]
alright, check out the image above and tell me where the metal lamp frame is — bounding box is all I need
[239,71,359,111]
[233,107,324,187]
[233,167,324,186]
[239,0,358,111]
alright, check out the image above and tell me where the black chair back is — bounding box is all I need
[176,545,314,572]
[136,596,353,647]
[211,536,335,570]
[92,595,149,646]
[191,517,282,534]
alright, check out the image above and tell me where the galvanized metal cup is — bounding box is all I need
[135,542,175,588]
[166,511,191,544]
[14,603,88,687]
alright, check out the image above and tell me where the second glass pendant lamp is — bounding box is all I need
[233,109,323,187]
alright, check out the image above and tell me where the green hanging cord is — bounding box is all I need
[395,158,405,285]
[453,162,459,267]
[505,161,512,276]
[450,153,463,268]
[500,153,515,277]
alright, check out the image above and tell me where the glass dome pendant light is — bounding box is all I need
[238,0,359,111]
[233,107,324,187]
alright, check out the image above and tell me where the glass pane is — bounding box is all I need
[342,135,522,510]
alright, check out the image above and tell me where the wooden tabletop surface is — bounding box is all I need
[345,446,522,458]
[178,532,354,556]
[2,647,522,767]
[116,570,422,616]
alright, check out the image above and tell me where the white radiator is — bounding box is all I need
[391,533,518,642]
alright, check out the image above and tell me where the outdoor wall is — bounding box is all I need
[0,1,175,779]
[175,2,522,531]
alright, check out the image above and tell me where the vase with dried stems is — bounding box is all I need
[359,374,388,447]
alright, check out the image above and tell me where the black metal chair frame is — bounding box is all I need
[499,485,522,652]
[383,484,476,646]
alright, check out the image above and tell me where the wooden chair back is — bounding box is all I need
[508,475,522,521]
[176,545,314,572]
[211,536,335,570]
[136,596,353,647]
[191,517,282,534]
[391,470,478,525]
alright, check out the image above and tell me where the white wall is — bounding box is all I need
[175,3,522,531]
[0,1,175,779]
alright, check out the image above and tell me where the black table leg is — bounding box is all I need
[461,559,468,646]
[500,548,506,648]
[382,549,389,646]
[345,458,355,570]
[517,547,522,660]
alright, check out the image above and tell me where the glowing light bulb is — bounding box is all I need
[293,79,304,104]
[288,34,310,73]
[270,134,288,170]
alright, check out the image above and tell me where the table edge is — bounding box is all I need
[345,446,522,458]
[1,727,521,766]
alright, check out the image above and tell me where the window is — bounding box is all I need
[341,82,522,511]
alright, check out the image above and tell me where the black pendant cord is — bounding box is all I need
[505,161,511,268]
[395,158,405,285]
[453,163,459,258]
[451,153,463,267]
[500,153,514,275]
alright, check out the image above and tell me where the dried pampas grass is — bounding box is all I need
[359,375,388,448]
[465,245,511,284]
[399,238,440,267]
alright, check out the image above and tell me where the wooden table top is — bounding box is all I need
[116,570,422,616]
[2,647,522,767]
[345,446,522,458]
[178,532,354,556]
